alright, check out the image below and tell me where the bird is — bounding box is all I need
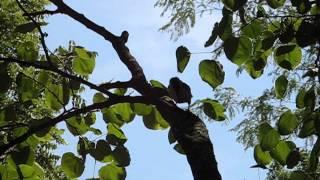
[168,77,192,107]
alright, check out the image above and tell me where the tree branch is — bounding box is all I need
[49,0,149,88]
[16,0,54,66]
[0,57,115,98]
[23,9,60,17]
[99,80,133,90]
[19,1,223,179]
[0,95,150,157]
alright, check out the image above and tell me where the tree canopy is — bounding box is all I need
[0,0,320,180]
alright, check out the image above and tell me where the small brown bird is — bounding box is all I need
[168,77,192,106]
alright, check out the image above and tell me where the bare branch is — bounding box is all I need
[99,80,132,90]
[49,0,149,91]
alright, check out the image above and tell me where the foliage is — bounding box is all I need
[157,0,320,178]
[1,0,320,179]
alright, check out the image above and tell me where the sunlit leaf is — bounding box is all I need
[260,129,280,151]
[107,123,127,145]
[199,60,225,89]
[270,141,293,165]
[72,47,96,75]
[254,144,272,165]
[277,110,298,135]
[61,152,84,178]
[274,75,288,99]
[176,46,191,73]
[201,99,226,121]
[99,163,126,180]
[266,0,285,8]
[298,119,315,138]
[224,36,252,65]
[274,44,301,70]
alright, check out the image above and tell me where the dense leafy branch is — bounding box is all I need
[0,95,149,158]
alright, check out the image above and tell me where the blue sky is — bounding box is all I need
[45,0,272,179]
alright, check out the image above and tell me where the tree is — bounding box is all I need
[0,0,222,179]
[156,0,320,179]
[0,0,320,180]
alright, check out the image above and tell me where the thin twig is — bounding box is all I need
[15,0,54,66]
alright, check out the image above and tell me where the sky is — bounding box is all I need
[44,0,273,179]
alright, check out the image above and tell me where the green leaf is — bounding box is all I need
[17,41,39,62]
[112,145,131,167]
[289,171,310,180]
[91,140,112,162]
[304,87,315,110]
[113,103,135,123]
[143,108,169,130]
[261,31,277,50]
[102,103,135,126]
[267,0,285,8]
[201,99,226,121]
[199,60,225,89]
[131,103,152,116]
[296,20,318,47]
[61,152,84,178]
[260,129,280,151]
[242,20,264,38]
[274,45,302,70]
[274,75,288,99]
[244,59,263,79]
[222,0,247,11]
[93,92,107,103]
[270,141,292,165]
[224,36,252,65]
[0,105,17,122]
[218,12,233,40]
[254,144,272,165]
[298,119,315,138]
[17,73,39,102]
[102,108,124,126]
[0,64,11,93]
[99,163,126,180]
[11,146,35,165]
[176,46,191,73]
[84,113,96,126]
[150,80,166,89]
[296,88,306,108]
[66,116,89,136]
[72,47,96,75]
[15,22,47,34]
[19,164,36,178]
[309,137,320,171]
[45,83,69,111]
[277,111,298,135]
[107,123,127,145]
[114,88,127,96]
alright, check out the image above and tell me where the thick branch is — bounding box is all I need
[50,0,147,83]
[0,95,150,157]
